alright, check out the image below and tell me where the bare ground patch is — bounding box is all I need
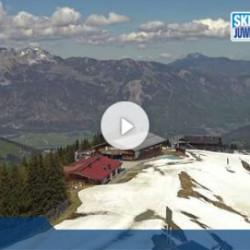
[192,179,211,191]
[69,211,110,220]
[189,152,203,162]
[214,195,223,202]
[171,221,182,230]
[178,171,249,223]
[115,163,153,183]
[115,160,173,184]
[181,211,209,229]
[241,160,250,172]
[168,161,190,166]
[153,167,165,176]
[133,209,181,230]
[134,209,165,222]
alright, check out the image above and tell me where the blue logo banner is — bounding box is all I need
[231,12,250,41]
[1,218,250,249]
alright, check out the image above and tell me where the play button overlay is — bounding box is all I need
[121,118,134,135]
[101,101,149,150]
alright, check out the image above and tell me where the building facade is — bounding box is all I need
[94,133,166,160]
[64,156,122,184]
[177,135,223,151]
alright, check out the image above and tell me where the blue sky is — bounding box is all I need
[1,0,250,61]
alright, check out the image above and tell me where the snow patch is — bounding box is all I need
[0,79,11,86]
[8,150,250,249]
[56,150,250,231]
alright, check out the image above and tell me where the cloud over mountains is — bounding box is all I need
[0,2,128,43]
[0,1,230,46]
[119,18,230,44]
[85,12,131,26]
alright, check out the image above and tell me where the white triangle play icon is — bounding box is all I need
[121,118,134,135]
[101,102,149,149]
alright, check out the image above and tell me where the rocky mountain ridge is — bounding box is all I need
[1,48,250,142]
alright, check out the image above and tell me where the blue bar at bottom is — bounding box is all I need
[1,218,250,249]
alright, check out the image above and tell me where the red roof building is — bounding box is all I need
[64,156,122,184]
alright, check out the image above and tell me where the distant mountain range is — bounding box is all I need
[1,48,250,146]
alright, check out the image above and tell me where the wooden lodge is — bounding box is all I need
[177,135,223,151]
[64,156,122,184]
[94,133,166,161]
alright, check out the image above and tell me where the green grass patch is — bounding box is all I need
[0,138,35,164]
[9,131,93,149]
[51,184,93,226]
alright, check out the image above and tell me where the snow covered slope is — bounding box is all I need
[56,150,250,230]
[8,150,250,249]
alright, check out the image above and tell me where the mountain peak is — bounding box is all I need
[17,48,55,64]
[0,47,56,65]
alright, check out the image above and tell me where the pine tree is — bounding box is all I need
[0,163,11,216]
[65,145,75,164]
[81,139,91,151]
[16,157,33,216]
[92,133,105,146]
[26,155,46,216]
[46,153,68,210]
[75,139,80,151]
[8,165,22,216]
[0,150,69,217]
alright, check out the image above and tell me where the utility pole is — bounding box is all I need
[165,206,173,247]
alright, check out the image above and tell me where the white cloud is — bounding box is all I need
[119,18,230,44]
[29,42,41,48]
[118,31,154,43]
[85,12,130,26]
[0,1,5,20]
[193,18,230,38]
[140,21,164,31]
[137,55,154,61]
[13,11,39,28]
[137,53,172,61]
[0,1,230,48]
[159,52,171,58]
[0,2,128,44]
[51,7,81,26]
[137,44,147,49]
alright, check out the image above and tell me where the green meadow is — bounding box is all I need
[8,131,93,150]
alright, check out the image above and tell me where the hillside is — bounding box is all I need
[1,48,250,145]
[7,131,92,150]
[56,151,250,231]
[169,53,250,76]
[223,125,250,149]
[9,150,250,249]
[0,137,37,164]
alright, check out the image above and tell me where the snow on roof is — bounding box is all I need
[133,133,166,151]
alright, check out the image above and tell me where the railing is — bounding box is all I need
[43,200,71,221]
